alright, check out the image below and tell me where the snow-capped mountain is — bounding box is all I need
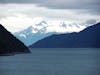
[14,21,51,46]
[30,22,100,48]
[14,20,94,46]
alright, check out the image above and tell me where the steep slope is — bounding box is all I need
[0,24,30,55]
[30,23,100,48]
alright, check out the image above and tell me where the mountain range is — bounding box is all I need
[14,21,88,46]
[0,24,30,56]
[30,22,100,48]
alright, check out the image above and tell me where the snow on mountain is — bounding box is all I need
[14,20,94,46]
[14,21,51,46]
[45,21,86,33]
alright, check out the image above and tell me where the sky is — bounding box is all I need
[0,0,100,33]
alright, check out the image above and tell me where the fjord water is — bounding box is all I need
[0,48,100,75]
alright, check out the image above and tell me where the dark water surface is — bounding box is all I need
[0,48,100,75]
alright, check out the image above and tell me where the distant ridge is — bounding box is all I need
[0,24,30,56]
[30,22,100,48]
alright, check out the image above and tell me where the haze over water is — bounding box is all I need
[0,48,100,75]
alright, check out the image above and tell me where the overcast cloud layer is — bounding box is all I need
[0,3,99,21]
[0,0,100,33]
[0,0,100,9]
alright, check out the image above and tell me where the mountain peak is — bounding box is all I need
[36,20,47,26]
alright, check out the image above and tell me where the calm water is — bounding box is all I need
[0,48,100,75]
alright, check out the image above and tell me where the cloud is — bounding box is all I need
[86,19,97,25]
[0,0,100,10]
[0,4,100,33]
[0,16,33,33]
[0,4,99,19]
